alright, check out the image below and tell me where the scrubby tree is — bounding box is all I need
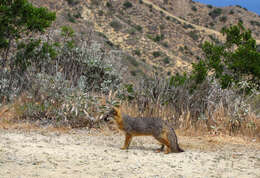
[0,0,56,67]
[192,22,260,90]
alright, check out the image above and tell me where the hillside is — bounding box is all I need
[31,0,260,80]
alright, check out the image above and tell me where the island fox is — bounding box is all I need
[102,107,184,154]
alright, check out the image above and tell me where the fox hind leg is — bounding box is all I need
[121,133,133,150]
[154,132,172,154]
[155,144,164,153]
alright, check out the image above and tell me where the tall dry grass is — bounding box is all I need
[117,100,260,141]
[112,77,260,141]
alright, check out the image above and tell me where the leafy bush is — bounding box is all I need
[250,20,260,27]
[110,20,122,31]
[0,0,56,68]
[209,8,222,19]
[18,73,114,128]
[135,25,143,32]
[191,6,197,12]
[152,51,161,58]
[162,42,169,48]
[125,55,139,67]
[183,24,194,29]
[207,4,213,9]
[191,22,260,90]
[128,28,136,35]
[133,49,141,56]
[163,57,170,64]
[147,34,164,42]
[188,31,199,41]
[229,10,234,14]
[65,0,79,6]
[123,1,133,8]
[67,12,76,23]
[0,25,122,104]
[220,16,227,23]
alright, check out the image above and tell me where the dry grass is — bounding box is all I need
[117,101,260,142]
[0,92,259,142]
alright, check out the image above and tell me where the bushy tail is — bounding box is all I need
[169,127,184,153]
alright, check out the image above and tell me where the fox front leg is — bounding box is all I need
[121,133,132,150]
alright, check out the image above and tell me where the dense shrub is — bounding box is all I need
[163,57,170,64]
[191,6,197,12]
[209,8,222,19]
[18,72,115,128]
[65,0,79,6]
[110,20,122,31]
[250,20,260,27]
[229,10,234,14]
[123,1,133,9]
[207,4,213,9]
[0,0,56,68]
[220,16,227,23]
[135,25,143,32]
[152,51,161,58]
[188,31,199,41]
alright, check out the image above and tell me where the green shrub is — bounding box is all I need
[110,20,122,31]
[91,0,100,5]
[128,28,136,35]
[106,2,112,8]
[162,42,169,48]
[154,34,164,42]
[98,10,104,16]
[163,57,170,64]
[188,31,199,41]
[133,49,141,56]
[0,0,56,67]
[18,73,115,128]
[123,1,133,8]
[67,12,76,23]
[65,0,79,6]
[229,10,234,14]
[209,8,222,19]
[207,4,213,9]
[220,16,227,23]
[209,22,215,27]
[147,34,164,42]
[250,20,260,27]
[208,35,221,44]
[125,55,139,66]
[152,51,161,58]
[192,22,260,89]
[183,23,194,29]
[191,6,197,12]
[130,70,137,76]
[135,25,143,32]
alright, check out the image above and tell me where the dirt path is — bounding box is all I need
[0,128,260,178]
[142,0,260,44]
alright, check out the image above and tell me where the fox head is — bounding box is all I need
[102,107,121,122]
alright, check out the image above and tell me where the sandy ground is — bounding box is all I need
[0,128,260,178]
